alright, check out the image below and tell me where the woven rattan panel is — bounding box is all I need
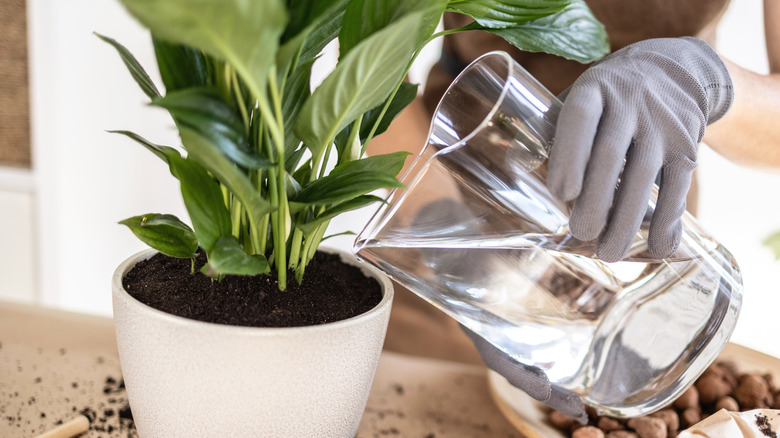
[0,0,31,167]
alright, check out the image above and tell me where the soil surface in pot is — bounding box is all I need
[122,251,382,328]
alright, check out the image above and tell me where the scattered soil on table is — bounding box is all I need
[78,378,134,436]
[122,250,383,327]
[2,345,137,437]
[548,359,780,438]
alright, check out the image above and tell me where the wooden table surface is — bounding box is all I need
[0,301,523,438]
[3,301,778,438]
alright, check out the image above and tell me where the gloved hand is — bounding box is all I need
[548,37,733,262]
[460,325,588,423]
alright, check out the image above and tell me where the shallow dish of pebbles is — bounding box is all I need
[489,343,780,438]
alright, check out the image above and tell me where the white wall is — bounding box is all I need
[18,0,780,358]
[0,167,36,303]
[28,0,185,315]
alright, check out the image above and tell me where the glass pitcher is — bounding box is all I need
[354,51,742,417]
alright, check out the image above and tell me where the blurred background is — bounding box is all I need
[1,0,778,357]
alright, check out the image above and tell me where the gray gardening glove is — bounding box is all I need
[548,37,733,262]
[461,325,588,424]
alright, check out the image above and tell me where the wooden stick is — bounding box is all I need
[35,415,90,438]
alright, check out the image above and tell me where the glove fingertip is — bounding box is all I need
[648,219,683,260]
[547,173,581,202]
[596,237,632,263]
[569,215,604,242]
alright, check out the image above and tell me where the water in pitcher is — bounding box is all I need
[353,51,742,416]
[357,231,740,414]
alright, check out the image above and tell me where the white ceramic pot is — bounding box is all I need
[112,248,393,437]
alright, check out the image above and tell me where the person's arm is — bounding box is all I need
[703,0,780,168]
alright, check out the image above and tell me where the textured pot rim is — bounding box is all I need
[112,246,394,335]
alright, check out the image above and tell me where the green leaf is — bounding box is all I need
[763,231,780,260]
[201,235,270,277]
[286,146,309,175]
[339,0,445,57]
[113,130,247,254]
[294,7,440,158]
[282,0,349,69]
[291,170,402,206]
[152,37,214,92]
[119,213,198,258]
[284,0,344,41]
[118,0,286,102]
[109,130,180,163]
[468,0,609,63]
[282,59,314,157]
[285,172,303,200]
[153,88,272,170]
[334,82,418,160]
[321,230,357,242]
[290,155,312,188]
[95,33,160,99]
[447,0,571,28]
[179,128,276,230]
[296,195,384,234]
[359,81,418,141]
[330,152,410,178]
[166,155,232,252]
[110,131,235,252]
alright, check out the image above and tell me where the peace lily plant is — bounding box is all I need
[102,0,609,291]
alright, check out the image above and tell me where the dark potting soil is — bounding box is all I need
[122,251,383,328]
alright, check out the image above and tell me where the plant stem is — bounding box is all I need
[258,212,270,255]
[308,222,328,264]
[241,209,254,254]
[231,68,250,135]
[318,144,334,180]
[343,116,362,164]
[288,227,303,271]
[428,27,465,43]
[220,185,230,211]
[250,107,266,255]
[267,67,288,289]
[216,61,231,103]
[267,166,285,289]
[310,145,327,185]
[230,196,243,239]
[295,220,329,283]
[274,167,288,288]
